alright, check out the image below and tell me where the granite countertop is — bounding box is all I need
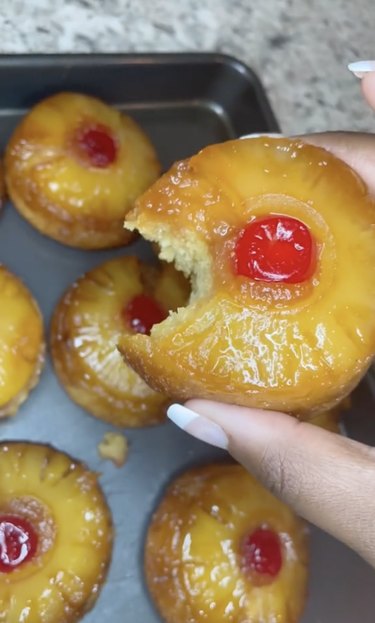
[0,0,374,134]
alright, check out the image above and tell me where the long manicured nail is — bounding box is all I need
[240,132,284,139]
[167,403,228,449]
[348,60,375,78]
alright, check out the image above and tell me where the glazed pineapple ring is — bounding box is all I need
[0,442,113,623]
[120,137,375,417]
[0,265,44,418]
[51,256,189,427]
[5,92,160,249]
[145,463,309,623]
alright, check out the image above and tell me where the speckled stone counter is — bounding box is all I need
[0,0,374,134]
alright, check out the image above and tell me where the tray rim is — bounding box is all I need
[0,52,279,132]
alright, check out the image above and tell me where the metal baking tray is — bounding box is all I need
[0,54,373,622]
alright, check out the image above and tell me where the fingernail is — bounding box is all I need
[348,60,375,78]
[167,403,229,449]
[240,132,284,139]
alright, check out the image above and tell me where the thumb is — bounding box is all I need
[167,400,375,567]
[298,71,375,195]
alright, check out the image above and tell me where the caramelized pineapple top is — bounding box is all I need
[0,441,113,622]
[51,256,190,426]
[145,463,309,623]
[6,92,160,222]
[121,138,375,416]
[0,265,44,415]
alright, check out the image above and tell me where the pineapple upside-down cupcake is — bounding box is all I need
[120,137,375,418]
[51,256,189,427]
[145,463,309,623]
[5,92,160,249]
[0,265,44,418]
[0,441,113,623]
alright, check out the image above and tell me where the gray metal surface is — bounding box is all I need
[0,54,374,622]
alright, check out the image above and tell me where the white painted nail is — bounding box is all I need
[167,403,229,449]
[167,404,199,428]
[240,132,284,140]
[348,60,375,78]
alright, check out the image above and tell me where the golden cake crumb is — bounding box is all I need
[98,432,129,468]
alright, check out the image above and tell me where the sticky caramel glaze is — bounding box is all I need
[0,265,44,418]
[51,256,190,427]
[5,92,161,249]
[145,463,308,623]
[121,138,375,418]
[0,442,113,623]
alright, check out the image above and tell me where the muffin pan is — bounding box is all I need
[0,53,374,622]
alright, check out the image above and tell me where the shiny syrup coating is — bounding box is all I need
[51,256,189,427]
[0,441,113,622]
[0,265,44,419]
[121,137,375,417]
[5,92,161,249]
[0,515,38,573]
[145,463,309,623]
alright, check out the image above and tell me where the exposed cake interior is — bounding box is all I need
[125,219,212,336]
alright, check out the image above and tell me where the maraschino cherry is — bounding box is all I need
[76,125,117,168]
[0,515,38,573]
[124,294,168,335]
[236,215,315,284]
